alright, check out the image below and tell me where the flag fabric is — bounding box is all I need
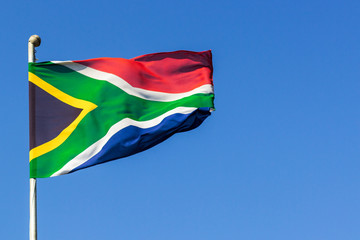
[29,50,214,178]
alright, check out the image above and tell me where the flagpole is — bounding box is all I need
[28,35,41,240]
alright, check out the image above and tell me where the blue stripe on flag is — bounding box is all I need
[70,108,211,173]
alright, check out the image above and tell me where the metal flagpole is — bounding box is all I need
[28,35,41,240]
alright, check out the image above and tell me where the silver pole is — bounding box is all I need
[28,35,41,240]
[29,178,37,240]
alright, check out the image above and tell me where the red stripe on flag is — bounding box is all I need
[74,50,213,94]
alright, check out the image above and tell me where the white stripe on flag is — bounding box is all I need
[52,61,214,102]
[51,107,197,177]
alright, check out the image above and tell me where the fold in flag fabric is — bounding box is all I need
[29,50,214,178]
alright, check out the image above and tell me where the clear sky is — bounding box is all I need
[0,0,359,239]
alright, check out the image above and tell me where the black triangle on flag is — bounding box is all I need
[29,82,82,150]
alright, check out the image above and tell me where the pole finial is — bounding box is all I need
[29,35,41,47]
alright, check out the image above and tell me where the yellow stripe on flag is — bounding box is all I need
[29,72,97,162]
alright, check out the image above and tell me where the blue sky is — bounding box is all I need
[1,0,359,239]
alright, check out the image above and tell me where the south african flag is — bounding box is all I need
[29,50,214,178]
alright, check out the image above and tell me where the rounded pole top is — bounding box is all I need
[29,35,41,47]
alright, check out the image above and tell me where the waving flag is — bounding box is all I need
[29,50,214,178]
